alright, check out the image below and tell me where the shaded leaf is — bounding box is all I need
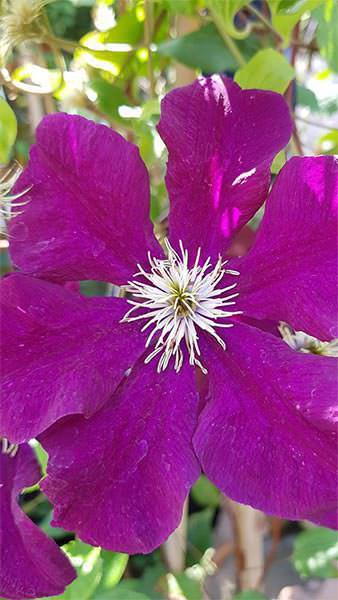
[88,78,132,124]
[187,508,215,566]
[191,475,220,508]
[234,591,268,600]
[157,23,259,74]
[296,83,320,111]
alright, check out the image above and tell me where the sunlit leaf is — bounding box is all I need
[314,0,338,73]
[11,64,63,93]
[271,150,286,175]
[75,5,145,75]
[317,130,338,154]
[56,541,102,600]
[0,98,17,163]
[101,8,144,44]
[278,0,319,13]
[99,551,129,589]
[235,48,294,94]
[292,526,338,578]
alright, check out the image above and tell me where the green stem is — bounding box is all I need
[144,0,155,97]
[246,3,282,43]
[209,9,246,67]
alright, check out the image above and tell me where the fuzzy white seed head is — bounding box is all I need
[121,240,242,373]
[0,0,52,59]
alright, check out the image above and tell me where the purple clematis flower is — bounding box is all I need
[1,76,337,556]
[0,442,75,599]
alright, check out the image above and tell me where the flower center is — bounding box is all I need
[121,240,241,373]
[279,322,338,357]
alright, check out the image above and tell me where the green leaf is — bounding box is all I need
[205,0,250,39]
[191,475,220,508]
[75,7,144,75]
[88,78,131,123]
[36,541,103,599]
[22,441,48,494]
[95,588,151,600]
[57,541,102,600]
[157,23,260,73]
[0,98,17,163]
[278,0,318,14]
[271,0,324,45]
[317,130,338,154]
[296,83,320,111]
[100,551,129,589]
[163,0,199,15]
[292,526,338,579]
[271,150,286,175]
[40,512,69,540]
[94,576,156,600]
[174,573,203,600]
[314,0,338,72]
[234,591,268,600]
[187,508,214,566]
[235,48,294,94]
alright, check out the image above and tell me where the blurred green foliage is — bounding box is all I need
[292,526,338,579]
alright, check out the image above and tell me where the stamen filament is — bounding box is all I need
[121,240,241,373]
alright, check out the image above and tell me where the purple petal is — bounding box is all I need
[193,324,338,528]
[233,156,338,338]
[1,274,147,443]
[40,359,200,554]
[9,113,162,285]
[157,76,292,262]
[0,444,75,599]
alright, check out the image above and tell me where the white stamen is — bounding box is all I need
[121,240,241,373]
[279,322,338,357]
[1,437,18,457]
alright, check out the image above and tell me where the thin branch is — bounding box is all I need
[296,115,338,130]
